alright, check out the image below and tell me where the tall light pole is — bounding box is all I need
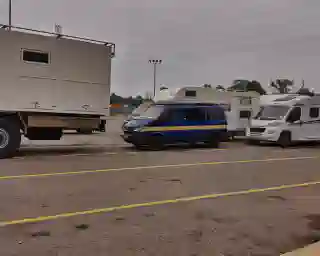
[149,59,162,98]
[8,0,12,31]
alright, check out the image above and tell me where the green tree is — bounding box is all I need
[270,79,294,94]
[110,93,123,104]
[216,85,226,91]
[228,80,266,95]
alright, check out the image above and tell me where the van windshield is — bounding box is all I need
[254,105,290,120]
[132,103,151,116]
[139,105,164,119]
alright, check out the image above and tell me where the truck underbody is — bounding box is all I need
[0,111,106,158]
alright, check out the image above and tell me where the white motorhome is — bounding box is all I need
[157,87,260,137]
[246,90,320,146]
[0,25,115,158]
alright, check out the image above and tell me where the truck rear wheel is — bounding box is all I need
[0,117,21,159]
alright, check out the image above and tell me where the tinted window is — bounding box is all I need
[184,108,206,121]
[22,50,49,64]
[309,108,319,118]
[185,90,196,97]
[166,107,206,122]
[287,107,301,123]
[240,110,251,119]
[207,107,225,120]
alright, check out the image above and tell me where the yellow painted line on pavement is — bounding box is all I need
[1,180,320,227]
[0,156,317,181]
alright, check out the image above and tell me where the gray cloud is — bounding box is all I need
[1,0,320,95]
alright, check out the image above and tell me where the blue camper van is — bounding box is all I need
[121,101,227,149]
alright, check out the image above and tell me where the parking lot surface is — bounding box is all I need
[1,134,320,255]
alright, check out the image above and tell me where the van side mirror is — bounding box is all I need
[293,120,302,125]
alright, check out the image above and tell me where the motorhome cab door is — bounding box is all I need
[301,106,320,140]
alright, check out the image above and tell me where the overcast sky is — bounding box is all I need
[1,0,320,96]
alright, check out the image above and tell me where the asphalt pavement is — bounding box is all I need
[1,136,320,255]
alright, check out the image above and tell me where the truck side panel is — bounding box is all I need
[0,29,111,116]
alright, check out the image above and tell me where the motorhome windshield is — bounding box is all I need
[254,105,290,120]
[139,105,164,119]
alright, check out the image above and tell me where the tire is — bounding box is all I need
[220,131,230,142]
[0,117,21,159]
[148,134,164,150]
[277,131,291,148]
[77,128,93,134]
[207,133,220,148]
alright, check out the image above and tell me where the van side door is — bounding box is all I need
[163,106,207,143]
[301,106,320,140]
[286,106,302,141]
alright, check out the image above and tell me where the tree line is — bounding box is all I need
[208,79,296,95]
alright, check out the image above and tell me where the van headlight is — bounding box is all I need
[133,127,142,132]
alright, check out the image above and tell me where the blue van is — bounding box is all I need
[121,101,227,149]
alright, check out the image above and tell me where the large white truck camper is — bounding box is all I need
[0,25,115,158]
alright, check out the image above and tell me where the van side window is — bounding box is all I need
[240,110,251,119]
[184,108,206,121]
[207,107,225,120]
[287,107,301,123]
[165,107,206,122]
[309,108,319,118]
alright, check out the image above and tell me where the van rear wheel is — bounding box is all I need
[207,133,220,148]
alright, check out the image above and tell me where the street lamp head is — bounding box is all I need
[149,59,162,64]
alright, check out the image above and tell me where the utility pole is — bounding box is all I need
[149,59,162,98]
[8,0,12,31]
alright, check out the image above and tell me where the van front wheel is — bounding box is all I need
[148,134,164,150]
[277,131,292,148]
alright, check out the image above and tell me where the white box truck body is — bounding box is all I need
[0,25,115,158]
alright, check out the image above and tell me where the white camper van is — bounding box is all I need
[159,87,260,137]
[0,25,115,158]
[246,90,320,147]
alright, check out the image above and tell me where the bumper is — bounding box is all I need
[246,129,280,142]
[121,132,147,145]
